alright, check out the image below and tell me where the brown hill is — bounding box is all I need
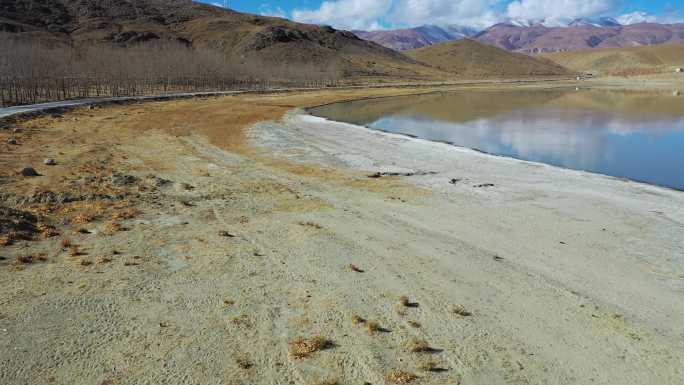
[406,39,572,78]
[543,44,684,76]
[0,0,442,81]
[475,22,684,54]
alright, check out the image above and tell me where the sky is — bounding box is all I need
[206,1,684,30]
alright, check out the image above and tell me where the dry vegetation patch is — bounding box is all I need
[289,336,332,359]
[387,370,418,384]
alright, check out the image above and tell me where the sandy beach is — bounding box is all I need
[1,83,683,385]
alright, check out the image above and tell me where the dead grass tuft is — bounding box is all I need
[111,207,140,221]
[387,370,418,384]
[452,305,472,317]
[235,353,253,369]
[60,237,72,249]
[103,221,126,234]
[231,314,252,328]
[289,336,332,359]
[69,245,86,257]
[366,320,382,334]
[38,224,59,238]
[399,296,418,308]
[407,338,433,353]
[80,259,93,266]
[418,360,441,372]
[408,320,421,328]
[16,255,33,264]
[351,315,366,325]
[97,256,112,264]
[298,221,323,229]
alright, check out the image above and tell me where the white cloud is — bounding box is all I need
[292,0,392,30]
[506,0,615,20]
[616,11,684,25]
[259,4,287,18]
[389,0,500,29]
[616,12,658,25]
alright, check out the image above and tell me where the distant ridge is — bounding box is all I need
[543,44,684,76]
[475,22,684,54]
[354,25,478,51]
[406,39,572,78]
[0,0,443,81]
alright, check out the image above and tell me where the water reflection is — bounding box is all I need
[310,89,684,190]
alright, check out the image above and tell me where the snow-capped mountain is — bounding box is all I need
[353,25,478,51]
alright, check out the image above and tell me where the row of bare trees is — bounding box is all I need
[0,37,341,107]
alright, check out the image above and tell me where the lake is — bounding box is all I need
[309,89,684,191]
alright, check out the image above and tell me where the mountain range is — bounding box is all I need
[355,18,684,54]
[0,0,442,80]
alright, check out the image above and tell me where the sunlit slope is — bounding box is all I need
[406,39,573,78]
[543,44,684,76]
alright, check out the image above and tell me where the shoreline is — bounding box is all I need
[1,84,683,385]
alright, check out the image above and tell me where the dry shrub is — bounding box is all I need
[351,315,365,325]
[231,314,252,328]
[80,259,92,266]
[69,245,86,257]
[16,255,33,264]
[97,256,112,264]
[72,213,99,224]
[235,353,253,369]
[223,299,235,306]
[289,336,331,359]
[111,207,140,221]
[387,370,418,384]
[103,221,125,234]
[408,321,421,328]
[60,237,72,248]
[298,221,323,229]
[452,305,472,317]
[366,321,381,334]
[0,234,13,246]
[38,224,59,238]
[418,360,440,372]
[407,338,432,353]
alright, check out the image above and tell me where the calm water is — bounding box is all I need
[310,89,684,190]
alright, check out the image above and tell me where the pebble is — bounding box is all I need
[7,138,18,145]
[44,158,57,166]
[12,128,23,133]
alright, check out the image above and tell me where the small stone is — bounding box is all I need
[44,158,57,166]
[19,167,40,177]
[7,138,18,145]
[12,128,23,133]
[219,230,236,238]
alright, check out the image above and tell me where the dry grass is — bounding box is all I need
[351,315,365,325]
[418,360,441,372]
[298,221,323,229]
[452,305,472,317]
[235,353,253,369]
[387,370,418,384]
[80,259,93,266]
[231,314,252,328]
[0,234,14,246]
[289,336,332,359]
[97,256,112,264]
[223,299,235,306]
[314,380,340,385]
[408,320,421,328]
[16,255,33,264]
[111,207,140,221]
[69,245,86,257]
[366,320,383,334]
[407,338,434,353]
[59,237,72,249]
[38,224,59,238]
[103,221,125,234]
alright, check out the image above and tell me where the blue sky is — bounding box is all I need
[205,1,683,30]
